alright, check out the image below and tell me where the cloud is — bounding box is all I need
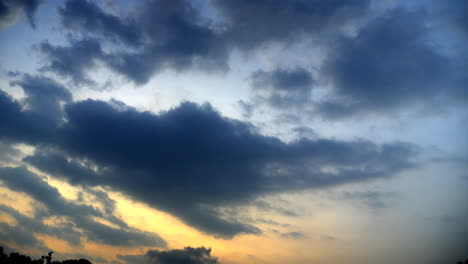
[236,4,467,120]
[0,141,21,164]
[252,199,299,217]
[0,166,167,248]
[1,75,418,238]
[58,0,142,46]
[212,0,370,50]
[26,101,415,237]
[146,247,218,264]
[44,0,228,85]
[249,67,315,108]
[117,247,219,264]
[0,0,41,29]
[0,204,78,250]
[280,231,307,239]
[338,190,396,210]
[117,253,149,264]
[38,38,104,86]
[38,0,370,85]
[316,7,467,118]
[438,0,468,39]
[0,74,71,144]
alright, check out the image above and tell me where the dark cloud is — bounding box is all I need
[38,38,104,86]
[1,76,418,238]
[317,8,466,118]
[249,67,315,108]
[58,0,142,46]
[117,247,219,264]
[236,4,467,119]
[0,0,41,29]
[25,100,415,237]
[213,0,370,50]
[45,0,228,85]
[0,166,167,248]
[146,247,218,264]
[10,74,72,121]
[0,74,70,144]
[116,247,219,264]
[39,0,370,85]
[439,0,468,39]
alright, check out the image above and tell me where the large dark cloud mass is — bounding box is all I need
[0,74,418,238]
[316,8,467,118]
[212,0,369,50]
[38,0,369,85]
[34,0,467,120]
[0,0,41,29]
[43,0,229,85]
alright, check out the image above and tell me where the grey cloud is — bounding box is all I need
[317,8,467,118]
[213,0,370,50]
[39,0,369,85]
[0,204,75,249]
[39,39,104,86]
[0,0,41,29]
[10,73,72,122]
[339,190,396,210]
[117,247,219,264]
[238,4,467,119]
[438,0,468,39]
[280,231,306,239]
[146,247,218,264]
[249,67,315,108]
[58,0,142,46]
[45,0,228,85]
[252,200,299,217]
[0,141,21,164]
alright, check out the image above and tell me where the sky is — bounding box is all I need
[0,0,467,263]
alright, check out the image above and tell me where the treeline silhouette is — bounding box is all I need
[0,247,91,264]
[1,246,467,264]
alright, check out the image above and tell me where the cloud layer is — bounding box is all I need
[0,74,418,238]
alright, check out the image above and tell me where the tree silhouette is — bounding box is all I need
[0,246,91,264]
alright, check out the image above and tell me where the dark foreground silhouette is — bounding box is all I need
[0,247,91,264]
[1,246,466,264]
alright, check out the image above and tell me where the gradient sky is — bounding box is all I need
[0,0,467,264]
